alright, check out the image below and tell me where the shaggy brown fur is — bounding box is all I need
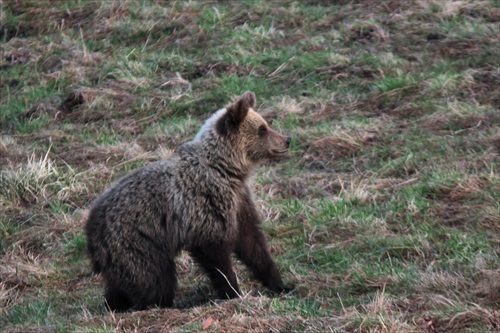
[85,91,292,311]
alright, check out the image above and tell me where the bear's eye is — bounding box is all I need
[258,125,267,137]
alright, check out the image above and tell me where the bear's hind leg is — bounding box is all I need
[104,283,133,312]
[104,255,176,311]
[135,258,177,310]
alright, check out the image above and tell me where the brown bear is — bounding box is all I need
[85,91,292,311]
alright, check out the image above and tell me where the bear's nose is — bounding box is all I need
[286,137,291,147]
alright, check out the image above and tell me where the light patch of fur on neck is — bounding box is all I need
[193,108,226,143]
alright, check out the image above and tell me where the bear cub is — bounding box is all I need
[85,91,292,311]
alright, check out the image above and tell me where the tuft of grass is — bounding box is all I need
[4,298,53,326]
[373,74,418,94]
[0,148,89,211]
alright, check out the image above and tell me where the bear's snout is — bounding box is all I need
[267,132,291,158]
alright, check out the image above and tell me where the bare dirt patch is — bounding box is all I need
[301,129,379,170]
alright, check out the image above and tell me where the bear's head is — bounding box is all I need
[214,91,291,164]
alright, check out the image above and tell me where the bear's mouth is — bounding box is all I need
[271,149,289,156]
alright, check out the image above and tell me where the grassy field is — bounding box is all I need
[1,0,499,332]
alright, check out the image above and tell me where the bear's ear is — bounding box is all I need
[216,91,256,136]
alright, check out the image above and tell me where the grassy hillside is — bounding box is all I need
[1,1,499,332]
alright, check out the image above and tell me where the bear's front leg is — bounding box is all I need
[235,191,293,294]
[190,244,240,299]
